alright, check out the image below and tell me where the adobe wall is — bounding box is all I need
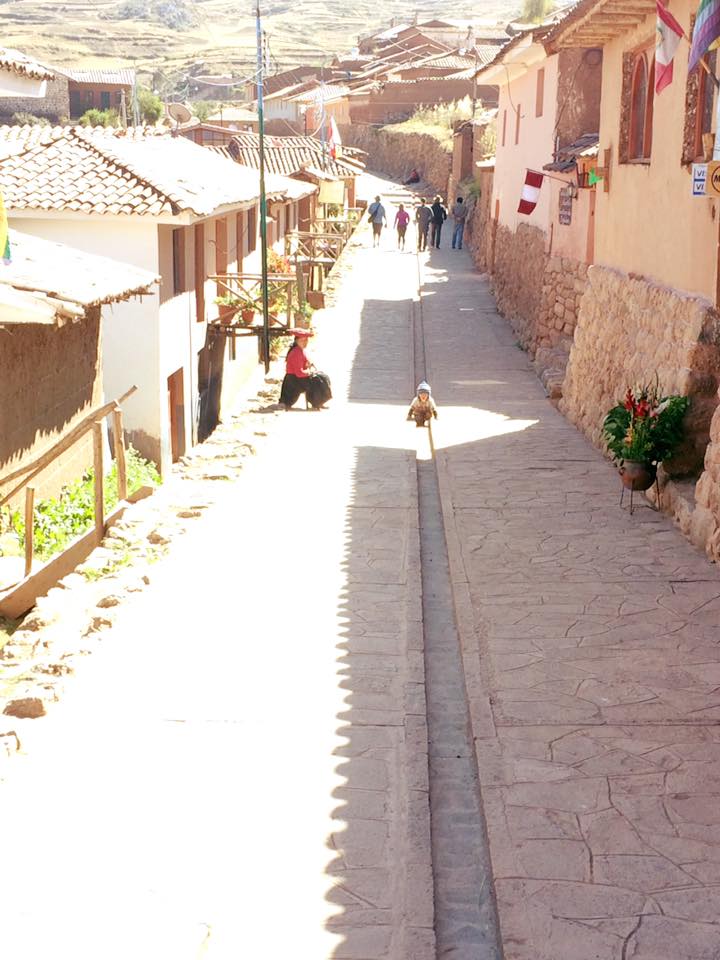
[0,308,102,507]
[0,76,70,122]
[341,124,451,201]
[348,79,488,125]
[560,265,720,473]
[491,223,547,350]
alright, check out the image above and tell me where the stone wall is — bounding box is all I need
[0,76,70,122]
[693,407,720,560]
[465,170,494,274]
[491,222,547,350]
[538,256,588,350]
[560,264,720,474]
[341,124,451,200]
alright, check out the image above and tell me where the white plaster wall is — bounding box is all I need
[492,55,559,236]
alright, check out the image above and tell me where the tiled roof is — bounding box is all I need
[0,47,54,82]
[263,67,323,96]
[544,132,600,171]
[292,83,352,104]
[65,68,135,86]
[228,133,365,178]
[0,124,168,161]
[0,130,269,217]
[1,231,158,320]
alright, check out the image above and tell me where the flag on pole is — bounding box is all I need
[0,191,11,265]
[518,170,544,215]
[689,0,720,72]
[327,116,341,160]
[656,0,684,93]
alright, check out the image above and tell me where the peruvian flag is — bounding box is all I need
[327,116,341,160]
[656,0,684,93]
[518,170,544,215]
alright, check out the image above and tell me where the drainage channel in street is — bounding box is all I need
[413,271,502,959]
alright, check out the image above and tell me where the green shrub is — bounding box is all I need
[79,108,119,128]
[10,446,160,561]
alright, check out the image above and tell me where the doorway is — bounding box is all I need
[167,367,186,462]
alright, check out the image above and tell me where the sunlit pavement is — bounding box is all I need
[0,174,437,960]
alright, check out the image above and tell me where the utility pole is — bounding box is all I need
[256,0,271,373]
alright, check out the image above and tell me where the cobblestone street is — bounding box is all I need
[1,175,720,960]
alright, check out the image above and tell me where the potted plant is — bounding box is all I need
[215,291,256,325]
[293,301,314,327]
[602,381,689,491]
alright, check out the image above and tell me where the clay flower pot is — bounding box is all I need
[239,309,255,325]
[619,460,656,491]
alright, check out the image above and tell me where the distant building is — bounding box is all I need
[66,68,135,119]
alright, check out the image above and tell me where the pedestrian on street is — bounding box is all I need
[406,380,438,428]
[415,198,432,252]
[279,330,331,410]
[394,203,410,250]
[430,196,447,249]
[451,196,467,250]
[367,195,387,248]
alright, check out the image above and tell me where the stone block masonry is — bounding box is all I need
[341,125,451,201]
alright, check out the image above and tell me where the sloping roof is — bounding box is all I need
[65,68,135,86]
[543,132,599,171]
[0,231,157,324]
[207,106,258,123]
[228,133,365,178]
[473,24,557,82]
[0,47,54,82]
[292,83,352,105]
[545,0,654,49]
[0,130,271,217]
[0,124,168,161]
[262,67,324,96]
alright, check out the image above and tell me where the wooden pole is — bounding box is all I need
[24,486,34,578]
[112,406,128,502]
[256,0,271,373]
[93,421,104,544]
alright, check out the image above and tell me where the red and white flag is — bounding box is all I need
[327,116,341,159]
[656,0,684,93]
[518,170,544,215]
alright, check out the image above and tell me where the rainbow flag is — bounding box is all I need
[689,0,720,72]
[0,191,10,265]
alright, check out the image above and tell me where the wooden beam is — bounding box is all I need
[112,406,128,503]
[93,421,104,545]
[24,486,34,579]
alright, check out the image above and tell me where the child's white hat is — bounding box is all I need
[417,381,431,394]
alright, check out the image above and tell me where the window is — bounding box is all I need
[195,223,205,322]
[501,109,507,146]
[683,50,717,162]
[101,91,111,110]
[172,228,185,295]
[536,68,545,118]
[622,49,655,162]
[515,104,521,145]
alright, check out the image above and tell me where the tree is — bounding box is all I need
[137,87,163,123]
[192,101,215,122]
[521,0,554,22]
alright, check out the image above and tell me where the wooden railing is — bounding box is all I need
[0,386,137,579]
[210,272,298,327]
[284,231,345,264]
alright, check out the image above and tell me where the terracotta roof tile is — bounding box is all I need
[228,133,365,178]
[0,47,54,81]
[0,130,270,217]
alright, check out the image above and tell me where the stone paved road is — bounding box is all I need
[423,246,720,960]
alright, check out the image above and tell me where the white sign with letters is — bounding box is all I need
[692,163,707,197]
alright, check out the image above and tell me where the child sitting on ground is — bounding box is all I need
[407,381,438,428]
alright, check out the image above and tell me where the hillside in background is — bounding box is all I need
[0,0,520,97]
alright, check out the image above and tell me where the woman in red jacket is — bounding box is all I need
[279,331,332,410]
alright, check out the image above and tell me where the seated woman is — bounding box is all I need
[405,168,421,184]
[279,331,332,410]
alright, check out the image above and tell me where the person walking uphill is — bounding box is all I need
[367,195,387,248]
[430,197,447,249]
[451,196,467,250]
[394,203,410,250]
[415,199,432,252]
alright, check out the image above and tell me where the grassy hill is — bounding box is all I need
[0,0,520,97]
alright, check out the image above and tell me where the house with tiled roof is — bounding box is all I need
[0,46,60,116]
[0,129,314,473]
[0,231,157,507]
[223,133,365,208]
[472,23,602,361]
[65,67,135,120]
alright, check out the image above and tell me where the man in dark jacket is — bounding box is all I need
[415,198,432,252]
[430,196,447,249]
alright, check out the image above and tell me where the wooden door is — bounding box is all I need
[167,368,185,462]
